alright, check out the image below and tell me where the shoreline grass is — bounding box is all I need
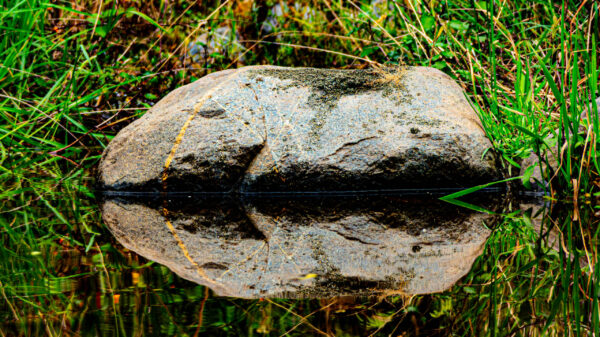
[1,0,599,335]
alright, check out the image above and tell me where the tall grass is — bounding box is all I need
[0,0,598,335]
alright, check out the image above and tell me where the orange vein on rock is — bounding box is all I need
[162,112,198,179]
[159,87,227,284]
[161,81,266,189]
[162,208,216,285]
[162,88,219,187]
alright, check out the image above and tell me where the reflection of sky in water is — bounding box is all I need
[102,196,497,299]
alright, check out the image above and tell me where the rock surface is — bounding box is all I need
[99,66,502,192]
[101,196,494,298]
[581,96,600,122]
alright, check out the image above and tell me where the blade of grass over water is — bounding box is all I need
[439,177,522,201]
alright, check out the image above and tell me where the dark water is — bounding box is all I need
[1,191,597,336]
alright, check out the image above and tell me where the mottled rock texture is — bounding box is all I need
[99,66,502,192]
[102,197,494,298]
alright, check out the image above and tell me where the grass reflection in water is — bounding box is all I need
[1,192,598,336]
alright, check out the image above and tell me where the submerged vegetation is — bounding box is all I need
[0,0,599,336]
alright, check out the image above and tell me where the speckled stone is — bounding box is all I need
[98,66,503,192]
[101,197,495,298]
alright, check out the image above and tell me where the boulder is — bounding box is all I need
[98,66,502,192]
[101,196,495,298]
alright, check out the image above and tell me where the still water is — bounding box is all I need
[102,195,494,299]
[1,191,597,336]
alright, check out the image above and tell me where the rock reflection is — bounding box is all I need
[101,196,497,298]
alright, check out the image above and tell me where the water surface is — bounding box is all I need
[102,195,496,298]
[1,191,596,336]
